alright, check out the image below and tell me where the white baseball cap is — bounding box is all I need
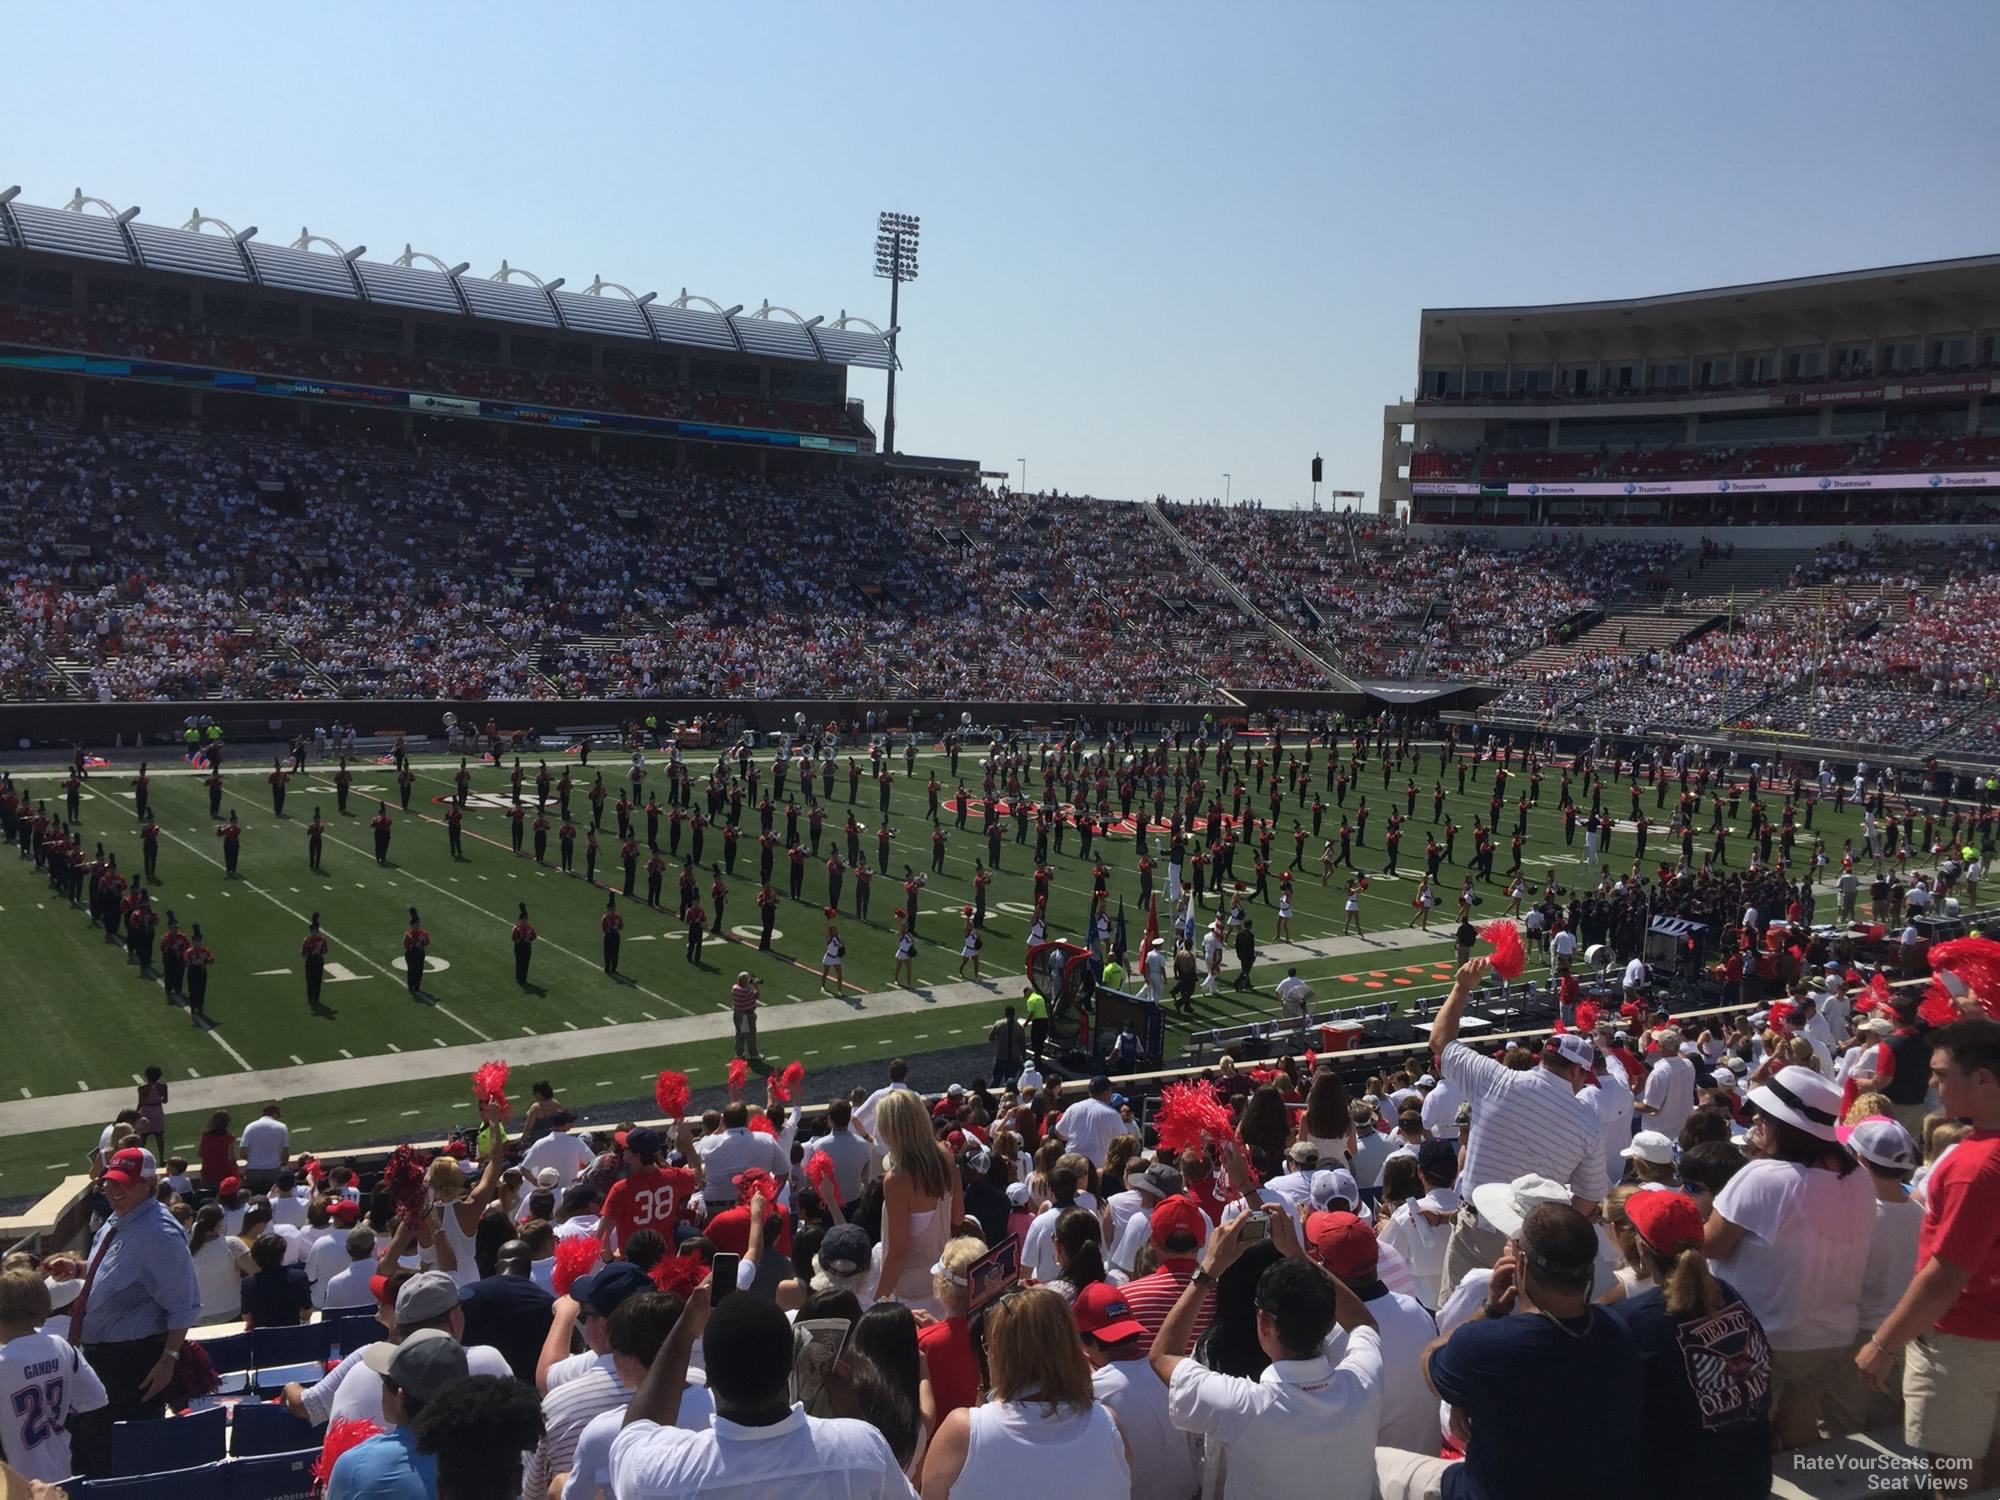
[1619,1130,1676,1165]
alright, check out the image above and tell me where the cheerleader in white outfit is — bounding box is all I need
[893,916,917,987]
[957,910,982,980]
[1274,889,1293,942]
[820,920,846,995]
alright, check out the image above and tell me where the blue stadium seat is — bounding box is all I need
[326,1311,383,1359]
[74,1460,228,1500]
[228,1451,318,1500]
[249,1323,331,1393]
[319,1303,377,1321]
[198,1330,254,1397]
[229,1400,324,1458]
[110,1406,227,1476]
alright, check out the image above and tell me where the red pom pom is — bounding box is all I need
[1858,973,1894,1013]
[470,1060,511,1119]
[825,906,838,918]
[1766,999,1795,1035]
[383,1144,430,1227]
[297,1153,326,1184]
[552,1235,601,1298]
[1928,936,2000,1022]
[1154,1080,1236,1154]
[805,1150,837,1196]
[1481,921,1526,980]
[1919,982,1959,1028]
[747,1113,778,1137]
[654,1070,689,1119]
[771,1060,806,1103]
[650,1252,707,1299]
[734,1168,780,1206]
[728,1058,750,1093]
[312,1418,384,1484]
[1304,1048,1318,1074]
[1575,1000,1600,1035]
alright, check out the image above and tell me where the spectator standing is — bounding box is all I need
[612,1288,910,1500]
[520,1113,597,1193]
[1607,1191,1773,1500]
[1635,1028,1697,1139]
[1072,1281,1199,1500]
[412,1374,548,1500]
[1704,1065,1874,1447]
[914,1238,985,1425]
[730,971,762,1061]
[458,1240,556,1385]
[1151,1211,1382,1500]
[65,1149,201,1476]
[871,1090,961,1314]
[1307,1210,1439,1453]
[186,1203,252,1325]
[133,1067,168,1158]
[196,1111,236,1189]
[1856,1019,2000,1492]
[1050,1076,1124,1170]
[326,1331,469,1500]
[239,1103,290,1191]
[923,1285,1129,1498]
[523,1290,685,1500]
[240,1234,312,1329]
[1376,1200,1640,1500]
[0,1270,108,1486]
[1428,958,1608,1282]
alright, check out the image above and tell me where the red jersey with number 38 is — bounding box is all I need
[601,1164,696,1251]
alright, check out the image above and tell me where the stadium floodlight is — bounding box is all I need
[635,291,657,307]
[720,304,744,319]
[544,277,565,294]
[446,262,471,278]
[873,209,921,455]
[115,205,140,225]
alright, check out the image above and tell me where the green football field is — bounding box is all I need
[0,742,1879,1199]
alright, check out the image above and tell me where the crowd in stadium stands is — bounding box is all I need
[0,299,871,439]
[1488,538,2000,747]
[1420,432,2000,488]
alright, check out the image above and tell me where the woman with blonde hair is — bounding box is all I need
[424,1104,507,1287]
[920,1285,1130,1499]
[916,1235,988,1423]
[1596,1184,1653,1305]
[872,1087,962,1313]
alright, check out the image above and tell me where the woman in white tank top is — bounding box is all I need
[872,1090,963,1316]
[425,1118,507,1287]
[920,1286,1130,1500]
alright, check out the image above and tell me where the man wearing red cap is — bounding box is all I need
[64,1148,201,1476]
[1116,1196,1216,1343]
[1150,1210,1383,1500]
[1074,1281,1198,1500]
[1307,1209,1441,1454]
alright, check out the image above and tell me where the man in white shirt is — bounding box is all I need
[520,1113,598,1192]
[1275,968,1314,1035]
[267,1170,310,1230]
[1075,1283,1199,1500]
[1310,1209,1440,1453]
[1420,1072,1463,1141]
[611,1287,911,1500]
[317,1226,380,1311]
[1580,1046,1635,1189]
[1550,928,1577,973]
[801,1099,872,1209]
[1050,1076,1124,1169]
[1109,1162,1197,1276]
[285,1272,513,1430]
[1620,955,1648,1007]
[1429,959,1610,1283]
[1634,1030,1696,1140]
[1151,1211,1384,1500]
[1262,1142,1321,1212]
[239,1103,291,1191]
[1021,1164,1093,1284]
[850,1059,914,1144]
[694,1104,792,1198]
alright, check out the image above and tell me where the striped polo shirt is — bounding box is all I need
[1441,1042,1610,1203]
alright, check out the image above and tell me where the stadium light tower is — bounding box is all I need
[874,211,919,455]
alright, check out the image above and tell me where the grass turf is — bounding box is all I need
[0,743,1875,1198]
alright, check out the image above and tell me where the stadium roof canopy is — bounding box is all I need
[0,188,897,370]
[1417,255,2000,343]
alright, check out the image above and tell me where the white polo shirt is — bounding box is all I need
[521,1131,598,1191]
[1053,1096,1124,1169]
[1167,1329,1383,1500]
[610,1408,912,1500]
[1440,1041,1609,1202]
[240,1115,290,1171]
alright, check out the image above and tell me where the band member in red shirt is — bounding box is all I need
[397,764,415,812]
[269,758,290,818]
[160,912,191,1004]
[373,803,395,865]
[601,893,624,975]
[207,770,225,819]
[402,908,430,995]
[216,811,243,878]
[532,812,550,864]
[302,913,329,1011]
[511,903,537,988]
[185,924,215,1023]
[509,802,527,856]
[334,758,353,815]
[131,762,151,822]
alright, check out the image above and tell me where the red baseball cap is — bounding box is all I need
[369,1273,394,1305]
[1072,1282,1147,1344]
[1624,1190,1705,1256]
[1149,1196,1209,1250]
[1305,1210,1378,1279]
[102,1149,151,1187]
[217,1176,242,1196]
[329,1199,361,1224]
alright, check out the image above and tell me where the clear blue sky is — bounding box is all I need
[6,3,1998,508]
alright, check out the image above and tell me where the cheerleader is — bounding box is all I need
[1320,839,1335,886]
[1342,877,1365,935]
[1274,888,1293,942]
[1503,874,1525,917]
[1027,907,1047,947]
[1409,876,1434,930]
[895,917,919,987]
[821,918,847,995]
[957,908,982,980]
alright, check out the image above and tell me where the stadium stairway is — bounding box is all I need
[1506,606,1714,679]
[1674,546,1817,605]
[1142,504,1356,691]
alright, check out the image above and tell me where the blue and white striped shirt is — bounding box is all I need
[79,1199,202,1344]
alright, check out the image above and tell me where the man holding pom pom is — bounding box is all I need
[1427,955,1608,1287]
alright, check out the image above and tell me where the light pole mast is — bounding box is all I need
[874,211,920,455]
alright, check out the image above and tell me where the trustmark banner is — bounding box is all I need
[1509,471,2000,498]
